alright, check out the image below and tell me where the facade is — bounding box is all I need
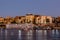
[0,17,4,23]
[0,13,54,25]
[25,14,35,23]
[40,16,47,24]
[35,15,41,24]
[4,16,14,24]
[19,16,25,23]
[46,16,53,24]
[0,13,60,29]
[40,16,53,24]
[14,16,21,24]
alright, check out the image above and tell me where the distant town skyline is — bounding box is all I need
[0,0,60,17]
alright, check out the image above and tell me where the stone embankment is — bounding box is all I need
[0,23,60,30]
[6,23,34,30]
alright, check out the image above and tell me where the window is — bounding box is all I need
[46,19,50,23]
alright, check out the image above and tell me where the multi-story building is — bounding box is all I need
[40,16,53,24]
[14,16,26,24]
[34,15,41,24]
[0,13,54,25]
[14,16,21,24]
[40,16,47,24]
[46,16,53,24]
[0,17,4,24]
[4,16,13,24]
[19,16,25,23]
[25,13,35,23]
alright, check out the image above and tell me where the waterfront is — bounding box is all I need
[0,29,60,40]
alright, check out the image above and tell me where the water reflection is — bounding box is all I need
[18,30,21,40]
[32,30,36,40]
[5,29,18,40]
[27,30,33,40]
[21,30,28,40]
[0,29,60,40]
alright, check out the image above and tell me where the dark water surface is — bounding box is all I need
[0,29,60,40]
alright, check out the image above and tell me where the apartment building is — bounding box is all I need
[40,16,47,24]
[0,17,4,23]
[4,16,14,24]
[19,16,25,23]
[25,13,35,23]
[0,13,54,25]
[46,16,53,24]
[40,16,53,24]
[34,15,41,24]
[14,16,21,24]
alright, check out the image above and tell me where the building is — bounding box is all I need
[0,17,4,23]
[4,16,13,24]
[19,16,26,23]
[34,15,41,24]
[14,16,21,24]
[40,16,47,24]
[46,16,53,24]
[25,13,35,23]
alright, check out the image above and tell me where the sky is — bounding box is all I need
[0,0,60,17]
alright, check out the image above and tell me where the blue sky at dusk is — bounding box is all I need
[0,0,60,17]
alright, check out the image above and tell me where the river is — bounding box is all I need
[0,29,60,40]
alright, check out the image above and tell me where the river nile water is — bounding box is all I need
[0,29,60,40]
